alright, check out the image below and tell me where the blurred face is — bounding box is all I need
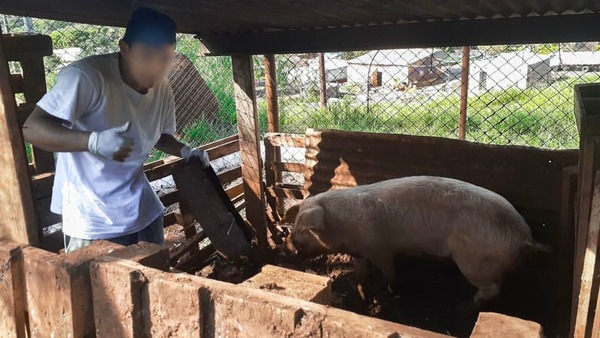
[119,40,175,89]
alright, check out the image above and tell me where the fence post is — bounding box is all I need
[459,46,470,140]
[231,54,267,253]
[264,54,284,216]
[318,53,327,107]
[0,31,39,245]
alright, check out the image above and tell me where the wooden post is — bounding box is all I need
[264,54,284,218]
[459,46,470,140]
[0,31,38,245]
[20,56,55,173]
[232,54,267,252]
[318,53,327,107]
[264,55,279,133]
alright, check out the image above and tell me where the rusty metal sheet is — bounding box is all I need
[1,0,599,35]
[173,160,255,262]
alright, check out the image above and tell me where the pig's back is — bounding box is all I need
[315,176,533,257]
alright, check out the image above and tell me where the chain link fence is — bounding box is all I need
[3,15,599,188]
[264,45,600,149]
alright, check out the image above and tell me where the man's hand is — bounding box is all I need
[181,146,210,168]
[88,122,134,162]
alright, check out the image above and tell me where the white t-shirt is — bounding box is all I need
[37,53,176,239]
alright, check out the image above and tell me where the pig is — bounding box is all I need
[280,175,549,304]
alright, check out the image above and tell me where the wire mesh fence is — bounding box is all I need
[252,45,600,186]
[3,15,599,185]
[263,45,599,151]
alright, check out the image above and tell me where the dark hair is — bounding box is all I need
[123,7,177,47]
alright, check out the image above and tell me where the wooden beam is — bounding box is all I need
[1,34,52,61]
[232,54,267,252]
[0,31,38,244]
[199,14,600,55]
[263,133,306,148]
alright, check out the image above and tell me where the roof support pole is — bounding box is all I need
[232,54,267,253]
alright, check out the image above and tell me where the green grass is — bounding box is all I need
[269,76,596,150]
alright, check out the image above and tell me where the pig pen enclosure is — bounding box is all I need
[2,1,600,337]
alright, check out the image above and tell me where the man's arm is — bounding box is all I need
[23,106,90,152]
[155,134,210,168]
[23,106,134,162]
[154,133,186,157]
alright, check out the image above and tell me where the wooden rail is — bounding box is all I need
[263,133,307,244]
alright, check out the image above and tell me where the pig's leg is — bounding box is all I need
[452,250,502,305]
[367,254,396,292]
[352,257,370,300]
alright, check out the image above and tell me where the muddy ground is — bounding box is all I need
[196,251,486,337]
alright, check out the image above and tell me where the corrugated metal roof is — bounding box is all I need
[0,0,599,35]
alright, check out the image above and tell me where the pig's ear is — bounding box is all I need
[281,203,302,223]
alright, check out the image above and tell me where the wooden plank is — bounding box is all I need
[169,231,207,264]
[230,193,244,206]
[144,135,240,182]
[225,183,244,200]
[559,166,578,337]
[273,161,304,173]
[163,211,177,227]
[173,162,253,261]
[31,172,54,199]
[1,34,52,61]
[174,244,215,272]
[200,14,600,55]
[267,186,307,200]
[205,139,239,159]
[235,201,246,212]
[232,54,267,252]
[218,166,242,185]
[9,74,23,93]
[159,190,179,207]
[264,133,306,147]
[0,29,38,244]
[17,103,35,127]
[574,174,600,338]
[20,51,54,173]
[573,138,598,337]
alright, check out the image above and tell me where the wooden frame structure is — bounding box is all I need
[1,1,600,337]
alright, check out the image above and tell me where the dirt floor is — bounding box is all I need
[194,251,480,337]
[190,247,560,338]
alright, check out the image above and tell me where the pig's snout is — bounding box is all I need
[277,236,298,256]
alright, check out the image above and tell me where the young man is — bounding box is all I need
[23,8,208,252]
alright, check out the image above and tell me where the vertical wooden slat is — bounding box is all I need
[175,199,199,256]
[232,54,267,252]
[458,46,470,140]
[264,54,283,216]
[573,138,597,338]
[575,169,600,338]
[20,56,54,173]
[264,54,279,133]
[0,30,38,244]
